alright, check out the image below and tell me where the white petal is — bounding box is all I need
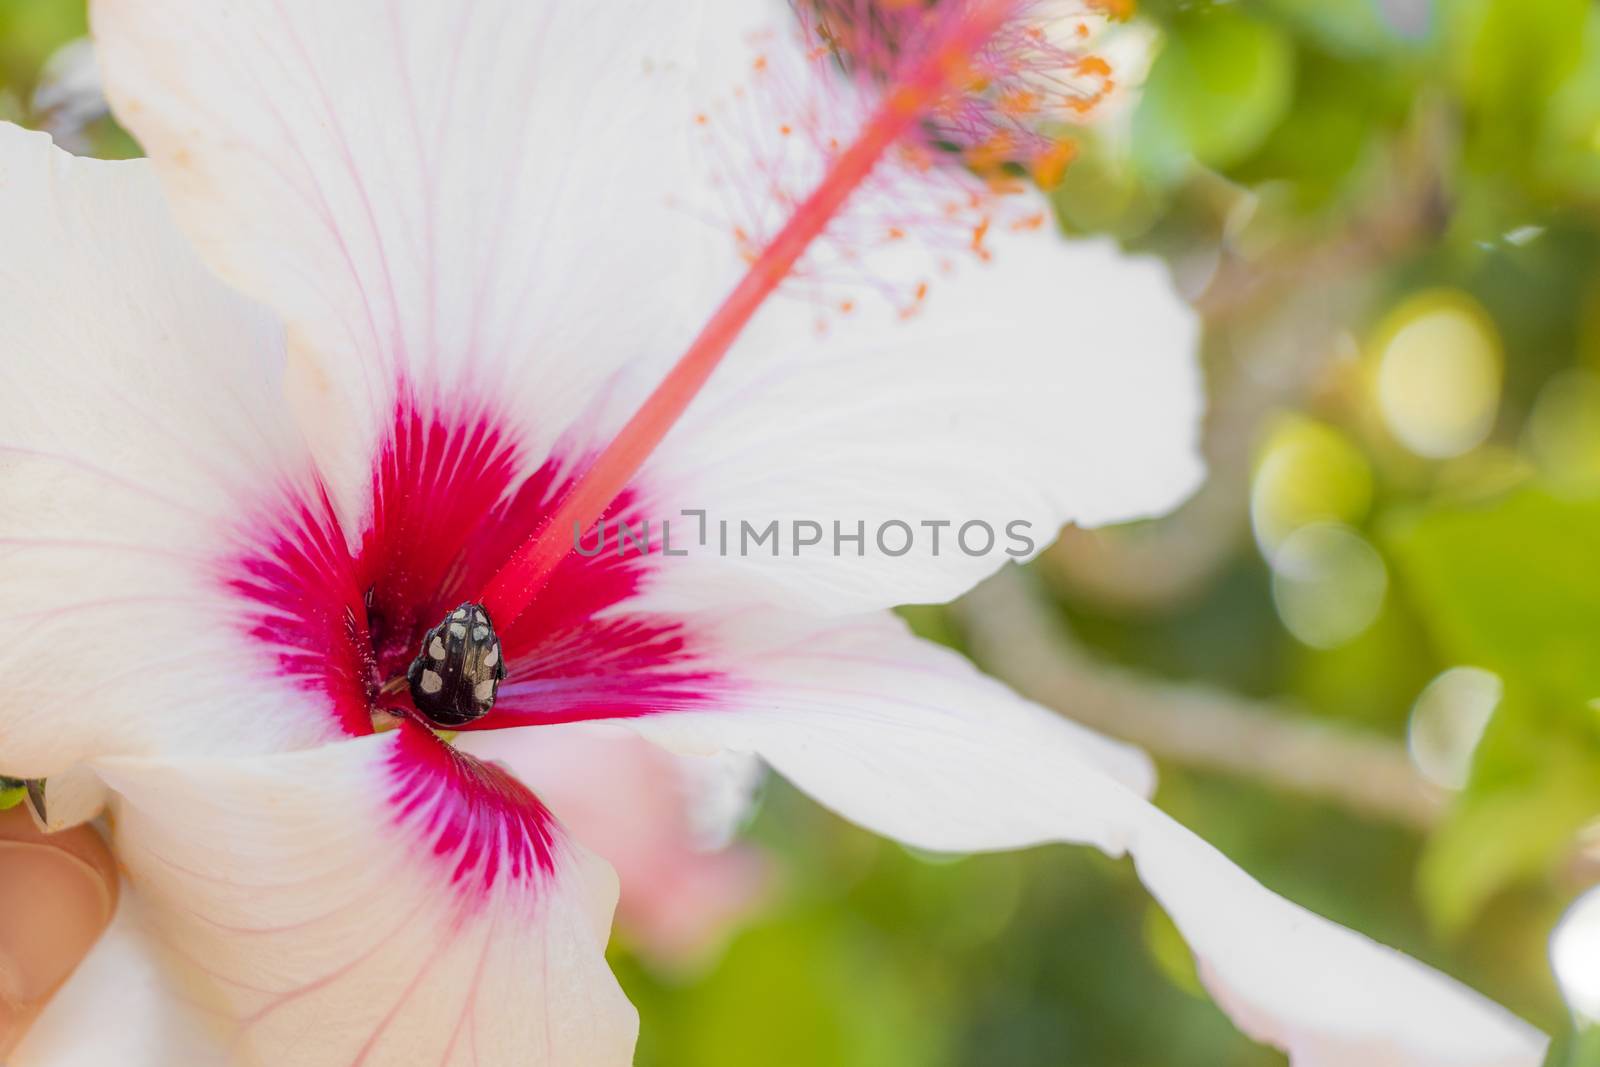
[0,123,340,824]
[92,0,714,523]
[12,893,227,1067]
[638,224,1205,616]
[95,722,634,1067]
[633,611,1156,854]
[1131,809,1546,1067]
[626,611,1545,1066]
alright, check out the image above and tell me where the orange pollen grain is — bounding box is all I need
[970,217,993,260]
[998,89,1041,117]
[1031,139,1077,189]
[963,129,1017,173]
[1075,55,1113,78]
[1086,0,1136,19]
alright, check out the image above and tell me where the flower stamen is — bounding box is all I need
[479,0,1024,629]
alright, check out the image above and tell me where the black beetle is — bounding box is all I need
[406,602,507,727]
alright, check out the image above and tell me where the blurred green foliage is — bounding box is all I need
[9,0,1600,1061]
[1135,9,1298,181]
[0,0,82,89]
[1060,0,1600,1060]
[1,0,133,155]
[1390,491,1600,938]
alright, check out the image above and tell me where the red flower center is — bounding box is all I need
[230,399,695,739]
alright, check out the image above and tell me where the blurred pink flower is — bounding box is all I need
[464,727,772,968]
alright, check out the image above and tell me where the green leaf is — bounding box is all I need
[1248,0,1402,60]
[1418,698,1600,934]
[1389,487,1600,930]
[1134,10,1297,183]
[1388,487,1600,709]
[1141,903,1205,998]
[1538,8,1600,200]
[0,0,87,92]
[630,912,951,1067]
[895,603,963,651]
[1447,0,1590,177]
[1560,1024,1600,1067]
[1448,0,1589,114]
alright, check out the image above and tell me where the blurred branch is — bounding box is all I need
[955,566,1448,829]
[1193,101,1454,324]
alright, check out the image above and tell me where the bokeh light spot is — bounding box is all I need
[1371,291,1502,459]
[1526,369,1600,496]
[1552,884,1600,1026]
[1250,414,1373,563]
[1270,522,1387,649]
[1406,666,1500,790]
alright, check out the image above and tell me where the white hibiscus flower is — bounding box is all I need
[0,1,1544,1065]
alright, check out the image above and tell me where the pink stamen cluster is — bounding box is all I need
[802,0,1121,187]
[688,0,1122,329]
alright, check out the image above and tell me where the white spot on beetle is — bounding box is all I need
[483,645,499,668]
[420,670,444,695]
[474,678,496,703]
[472,626,489,640]
[449,623,468,638]
[428,637,446,660]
